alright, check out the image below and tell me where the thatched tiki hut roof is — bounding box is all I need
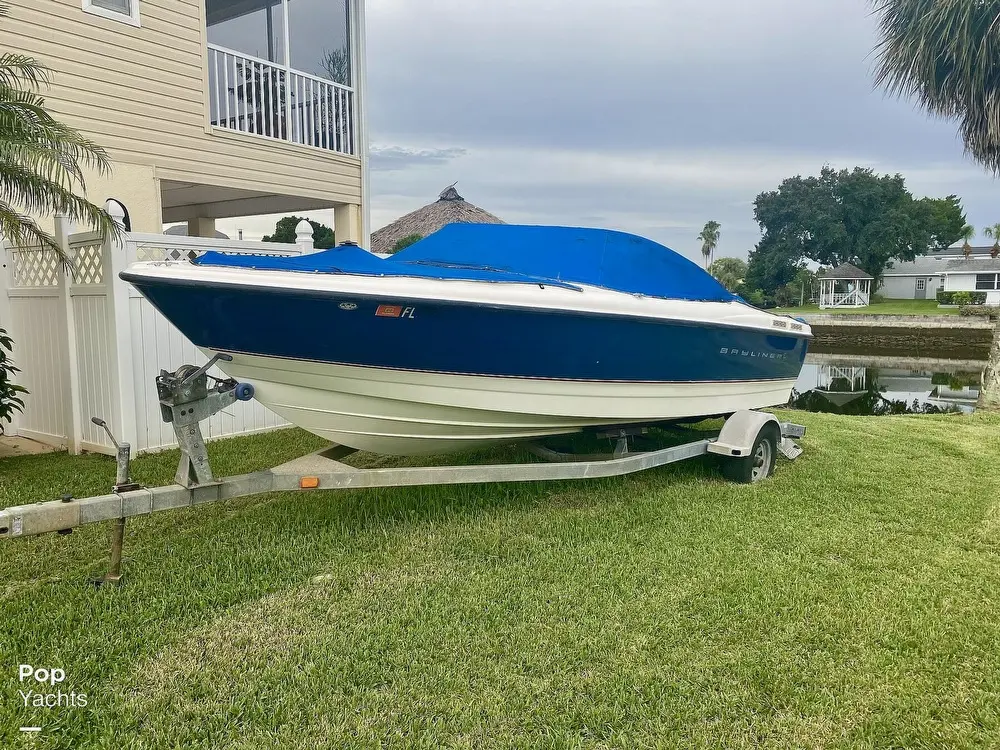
[371,185,505,254]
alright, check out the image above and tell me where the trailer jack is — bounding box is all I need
[88,352,253,585]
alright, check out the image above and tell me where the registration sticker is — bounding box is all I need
[375,305,416,319]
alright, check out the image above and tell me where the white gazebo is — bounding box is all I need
[819,263,873,309]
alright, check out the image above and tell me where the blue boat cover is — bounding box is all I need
[194,223,737,302]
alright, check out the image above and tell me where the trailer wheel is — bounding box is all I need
[723,423,779,484]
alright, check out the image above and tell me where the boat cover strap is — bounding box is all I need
[194,223,737,302]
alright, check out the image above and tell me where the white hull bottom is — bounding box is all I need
[212,352,798,456]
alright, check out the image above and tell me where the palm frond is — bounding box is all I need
[0,53,49,89]
[0,6,120,266]
[872,0,1000,172]
[0,200,61,256]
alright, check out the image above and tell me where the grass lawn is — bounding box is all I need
[775,299,960,316]
[3,411,1000,748]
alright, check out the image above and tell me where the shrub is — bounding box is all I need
[959,305,1000,318]
[773,285,796,308]
[938,290,987,305]
[0,328,27,434]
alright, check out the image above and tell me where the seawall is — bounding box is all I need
[798,314,994,359]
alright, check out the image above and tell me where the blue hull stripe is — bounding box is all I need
[122,276,810,383]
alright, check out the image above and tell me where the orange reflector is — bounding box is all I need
[300,476,320,489]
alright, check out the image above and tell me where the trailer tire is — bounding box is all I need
[723,422,779,484]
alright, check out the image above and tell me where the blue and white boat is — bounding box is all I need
[121,224,811,455]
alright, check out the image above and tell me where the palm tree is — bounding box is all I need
[873,1,1000,410]
[0,5,119,265]
[960,224,976,258]
[872,0,1000,173]
[697,220,721,269]
[984,223,1000,258]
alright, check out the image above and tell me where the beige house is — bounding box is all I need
[1,0,368,241]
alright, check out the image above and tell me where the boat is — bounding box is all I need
[120,223,812,456]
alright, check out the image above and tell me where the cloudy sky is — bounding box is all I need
[220,0,999,263]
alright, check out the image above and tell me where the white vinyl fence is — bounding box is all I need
[0,215,317,455]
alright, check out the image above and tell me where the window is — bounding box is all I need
[916,279,926,291]
[206,0,351,82]
[976,273,999,290]
[83,0,140,26]
[287,0,351,85]
[205,0,356,153]
[206,0,284,64]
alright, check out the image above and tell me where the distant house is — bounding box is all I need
[940,259,1000,305]
[371,186,504,254]
[881,246,1000,302]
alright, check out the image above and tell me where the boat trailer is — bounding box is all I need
[0,354,806,583]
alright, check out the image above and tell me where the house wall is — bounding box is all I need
[879,274,945,300]
[1,0,362,220]
[946,273,1000,304]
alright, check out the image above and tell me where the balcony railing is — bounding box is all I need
[207,44,356,156]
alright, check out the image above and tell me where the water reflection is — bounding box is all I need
[790,355,984,415]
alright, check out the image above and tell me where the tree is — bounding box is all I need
[873,0,1000,173]
[915,195,969,249]
[783,266,817,307]
[708,257,747,293]
[321,47,351,86]
[391,234,423,253]
[0,5,120,265]
[960,224,975,258]
[697,221,721,268]
[744,235,801,300]
[262,215,336,249]
[746,166,966,293]
[985,223,1000,258]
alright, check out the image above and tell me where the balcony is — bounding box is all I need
[207,44,355,154]
[205,0,356,156]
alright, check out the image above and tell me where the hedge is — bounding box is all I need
[959,305,1000,319]
[937,290,987,305]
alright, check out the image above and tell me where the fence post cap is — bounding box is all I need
[295,219,314,252]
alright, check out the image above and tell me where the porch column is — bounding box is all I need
[187,217,217,238]
[334,203,362,245]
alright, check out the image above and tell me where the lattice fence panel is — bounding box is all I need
[71,243,104,285]
[10,249,61,288]
[135,246,202,263]
[135,245,298,263]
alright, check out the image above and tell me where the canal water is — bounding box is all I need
[791,352,985,415]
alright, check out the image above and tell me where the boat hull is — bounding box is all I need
[121,264,811,455]
[215,352,800,455]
